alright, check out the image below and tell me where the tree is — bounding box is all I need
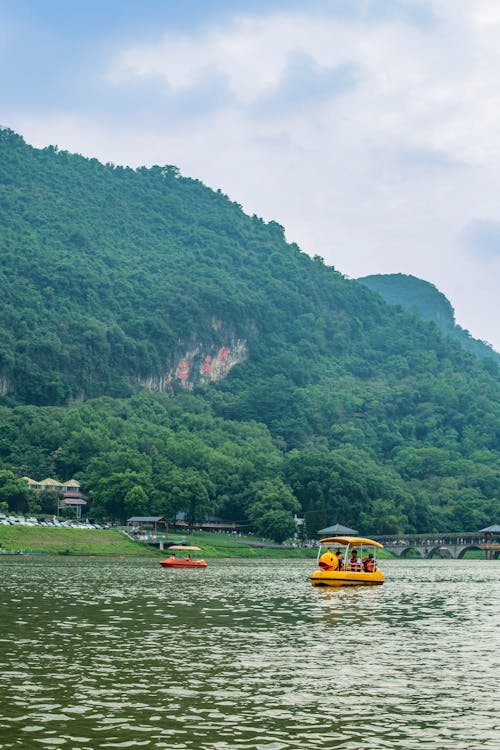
[246,478,300,542]
[255,509,297,544]
[0,470,36,513]
[91,471,152,522]
[124,485,149,518]
[165,468,215,530]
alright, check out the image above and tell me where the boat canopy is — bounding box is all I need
[319,536,384,548]
[168,545,202,551]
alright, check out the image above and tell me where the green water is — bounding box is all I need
[0,557,498,750]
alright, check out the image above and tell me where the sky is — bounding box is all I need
[1,0,499,351]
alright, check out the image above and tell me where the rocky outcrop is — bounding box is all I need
[136,339,248,393]
[0,376,13,396]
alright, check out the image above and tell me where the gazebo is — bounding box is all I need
[127,516,168,535]
[60,491,87,519]
[479,524,500,560]
[317,523,358,536]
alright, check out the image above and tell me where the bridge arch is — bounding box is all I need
[426,546,454,559]
[457,545,481,559]
[399,546,423,558]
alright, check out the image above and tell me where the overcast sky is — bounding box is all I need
[1,0,499,351]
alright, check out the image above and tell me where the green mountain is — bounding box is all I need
[357,273,500,363]
[0,128,498,538]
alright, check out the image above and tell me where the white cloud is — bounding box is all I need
[105,5,500,169]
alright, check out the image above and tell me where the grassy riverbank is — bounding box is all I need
[0,526,319,558]
[0,526,158,556]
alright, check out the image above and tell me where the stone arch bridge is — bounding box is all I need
[372,532,500,559]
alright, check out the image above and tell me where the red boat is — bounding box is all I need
[159,545,207,569]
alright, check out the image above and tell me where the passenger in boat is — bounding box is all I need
[349,550,362,571]
[319,548,339,570]
[336,550,344,570]
[169,553,176,560]
[363,554,375,572]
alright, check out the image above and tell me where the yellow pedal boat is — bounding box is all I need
[310,536,384,586]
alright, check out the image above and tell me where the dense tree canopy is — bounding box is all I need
[0,128,498,538]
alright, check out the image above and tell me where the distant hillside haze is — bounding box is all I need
[0,128,498,538]
[357,273,499,363]
[357,274,456,329]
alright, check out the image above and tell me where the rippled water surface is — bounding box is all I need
[0,557,498,749]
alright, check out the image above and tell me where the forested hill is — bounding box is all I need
[357,273,500,364]
[0,127,499,538]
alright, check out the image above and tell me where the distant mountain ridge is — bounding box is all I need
[356,273,499,364]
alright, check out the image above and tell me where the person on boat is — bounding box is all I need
[349,550,362,571]
[319,548,339,570]
[169,553,176,560]
[363,553,375,572]
[336,549,344,570]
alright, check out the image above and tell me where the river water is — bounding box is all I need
[0,557,498,750]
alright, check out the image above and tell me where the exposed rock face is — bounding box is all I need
[0,376,12,396]
[136,339,248,393]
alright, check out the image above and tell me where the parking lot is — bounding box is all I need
[0,514,108,530]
